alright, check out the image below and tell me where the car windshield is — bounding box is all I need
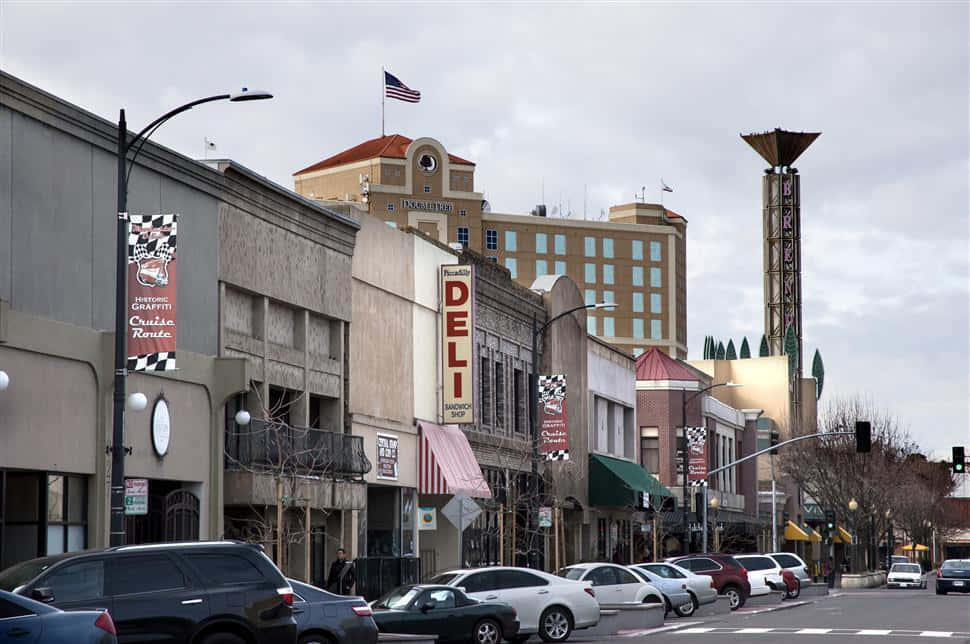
[428,573,459,585]
[556,568,586,581]
[0,556,64,591]
[377,587,421,609]
[942,561,970,571]
[892,564,921,574]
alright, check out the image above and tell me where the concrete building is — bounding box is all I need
[292,135,688,359]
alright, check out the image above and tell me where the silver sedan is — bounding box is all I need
[634,562,718,611]
[628,566,695,617]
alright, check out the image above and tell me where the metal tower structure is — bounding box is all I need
[741,128,820,433]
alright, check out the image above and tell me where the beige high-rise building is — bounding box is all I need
[294,134,687,358]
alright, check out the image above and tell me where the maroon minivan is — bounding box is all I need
[671,554,752,610]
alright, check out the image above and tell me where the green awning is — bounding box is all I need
[589,454,675,510]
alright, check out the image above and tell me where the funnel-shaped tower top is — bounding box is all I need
[741,128,821,168]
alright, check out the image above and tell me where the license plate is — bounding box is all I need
[954,581,964,587]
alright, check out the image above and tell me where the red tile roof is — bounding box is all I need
[635,347,703,381]
[294,134,474,176]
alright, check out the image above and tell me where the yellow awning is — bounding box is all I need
[902,543,929,552]
[833,526,853,544]
[784,520,810,541]
[807,526,822,543]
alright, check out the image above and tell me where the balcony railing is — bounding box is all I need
[225,419,371,478]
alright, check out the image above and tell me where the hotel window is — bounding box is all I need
[505,230,517,251]
[505,258,517,278]
[650,241,662,261]
[602,317,615,337]
[603,238,614,258]
[651,293,662,313]
[633,319,645,339]
[651,319,663,339]
[650,267,662,288]
[385,221,398,229]
[387,203,395,212]
[632,292,644,312]
[633,348,644,358]
[632,239,643,260]
[641,427,660,474]
[535,260,548,277]
[459,209,467,217]
[632,266,644,286]
[535,233,548,254]
[554,260,566,275]
[585,236,596,257]
[423,185,431,193]
[603,290,614,307]
[457,227,469,247]
[584,263,596,283]
[587,316,597,334]
[603,264,614,284]
[585,289,597,306]
[486,229,497,251]
[487,256,497,263]
[554,234,566,255]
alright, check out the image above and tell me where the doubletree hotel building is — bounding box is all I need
[294,135,687,358]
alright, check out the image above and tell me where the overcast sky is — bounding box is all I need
[4,2,967,456]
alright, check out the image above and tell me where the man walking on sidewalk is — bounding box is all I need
[327,548,356,595]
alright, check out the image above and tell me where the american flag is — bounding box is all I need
[385,71,421,103]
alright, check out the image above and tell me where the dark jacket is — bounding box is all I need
[326,558,356,595]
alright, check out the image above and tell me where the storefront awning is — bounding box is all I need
[784,520,810,541]
[418,422,491,499]
[589,453,675,510]
[901,543,929,552]
[806,526,822,543]
[833,525,853,544]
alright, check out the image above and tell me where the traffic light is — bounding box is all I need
[770,431,780,455]
[824,510,835,530]
[856,421,871,453]
[953,446,966,474]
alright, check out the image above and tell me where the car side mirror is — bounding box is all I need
[30,587,54,603]
[420,601,435,613]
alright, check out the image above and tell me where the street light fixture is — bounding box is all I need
[108,88,273,548]
[0,370,9,391]
[126,392,148,412]
[708,496,720,551]
[234,410,252,426]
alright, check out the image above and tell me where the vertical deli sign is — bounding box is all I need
[127,214,178,371]
[441,265,474,423]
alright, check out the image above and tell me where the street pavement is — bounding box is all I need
[560,583,970,643]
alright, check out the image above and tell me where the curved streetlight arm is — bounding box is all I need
[536,302,599,338]
[685,381,733,406]
[126,94,231,154]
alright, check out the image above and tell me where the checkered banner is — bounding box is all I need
[538,374,569,461]
[685,425,708,484]
[127,214,178,372]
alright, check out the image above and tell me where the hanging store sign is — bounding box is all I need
[538,506,552,528]
[686,426,708,485]
[418,507,437,531]
[124,478,148,516]
[538,374,569,460]
[151,396,171,457]
[441,265,474,423]
[376,433,400,480]
[127,214,178,371]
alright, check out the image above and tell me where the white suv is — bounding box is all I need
[765,551,811,584]
[733,555,786,596]
[429,567,600,643]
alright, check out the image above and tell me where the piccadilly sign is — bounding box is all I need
[441,265,474,423]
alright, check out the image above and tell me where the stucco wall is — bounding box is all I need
[413,232,457,423]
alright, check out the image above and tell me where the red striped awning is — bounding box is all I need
[418,421,492,499]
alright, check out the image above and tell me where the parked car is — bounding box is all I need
[0,589,117,643]
[288,578,378,644]
[429,567,599,643]
[887,563,925,589]
[670,554,751,610]
[370,584,518,644]
[764,552,811,585]
[891,555,910,566]
[634,562,718,611]
[624,566,694,617]
[0,540,297,644]
[733,554,786,596]
[555,563,665,611]
[935,559,970,595]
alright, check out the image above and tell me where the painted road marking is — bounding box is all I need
[857,630,892,636]
[677,627,716,633]
[618,622,701,637]
[671,627,970,638]
[797,629,832,634]
[919,633,953,638]
[737,629,774,634]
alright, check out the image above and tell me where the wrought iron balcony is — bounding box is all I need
[225,419,371,478]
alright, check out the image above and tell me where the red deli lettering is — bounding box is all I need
[444,278,469,397]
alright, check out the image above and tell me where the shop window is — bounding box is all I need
[365,486,401,556]
[632,239,643,260]
[402,487,416,556]
[46,474,87,556]
[495,362,505,430]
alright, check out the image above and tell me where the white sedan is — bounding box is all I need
[888,563,925,589]
[429,567,599,643]
[556,563,665,609]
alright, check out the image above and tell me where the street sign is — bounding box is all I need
[124,478,148,516]
[539,506,552,528]
[441,491,481,532]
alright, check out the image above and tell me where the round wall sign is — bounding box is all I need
[151,397,171,457]
[418,153,438,174]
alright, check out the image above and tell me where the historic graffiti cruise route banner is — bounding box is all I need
[538,374,569,461]
[127,214,178,371]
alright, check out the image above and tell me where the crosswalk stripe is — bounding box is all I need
[736,629,774,634]
[677,627,716,634]
[857,630,892,636]
[796,629,832,634]
[919,632,953,638]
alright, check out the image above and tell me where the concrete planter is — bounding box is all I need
[745,590,785,607]
[581,602,664,637]
[694,595,732,617]
[800,582,829,597]
[840,572,886,588]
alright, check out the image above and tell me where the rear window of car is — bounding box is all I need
[942,561,970,571]
[184,553,264,585]
[737,557,775,571]
[644,564,685,579]
[0,557,63,591]
[557,568,586,581]
[460,572,498,593]
[496,570,548,589]
[684,558,720,572]
[771,554,802,569]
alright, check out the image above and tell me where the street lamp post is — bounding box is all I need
[684,381,740,554]
[884,509,893,570]
[708,495,720,552]
[528,300,616,568]
[848,498,859,573]
[108,88,272,547]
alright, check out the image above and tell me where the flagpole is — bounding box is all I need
[660,177,664,207]
[381,65,385,137]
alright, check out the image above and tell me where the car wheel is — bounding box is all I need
[538,606,573,643]
[473,618,503,644]
[674,594,697,617]
[786,580,801,600]
[201,634,247,644]
[299,634,336,644]
[723,585,742,611]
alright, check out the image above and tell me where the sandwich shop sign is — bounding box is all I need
[441,265,474,423]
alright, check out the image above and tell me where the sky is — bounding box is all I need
[3,2,967,456]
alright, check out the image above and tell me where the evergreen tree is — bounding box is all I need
[703,336,711,359]
[812,349,825,400]
[784,325,799,377]
[739,336,751,359]
[726,339,737,360]
[759,334,770,357]
[716,341,726,361]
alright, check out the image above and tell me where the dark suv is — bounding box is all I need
[671,554,751,610]
[0,541,296,644]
